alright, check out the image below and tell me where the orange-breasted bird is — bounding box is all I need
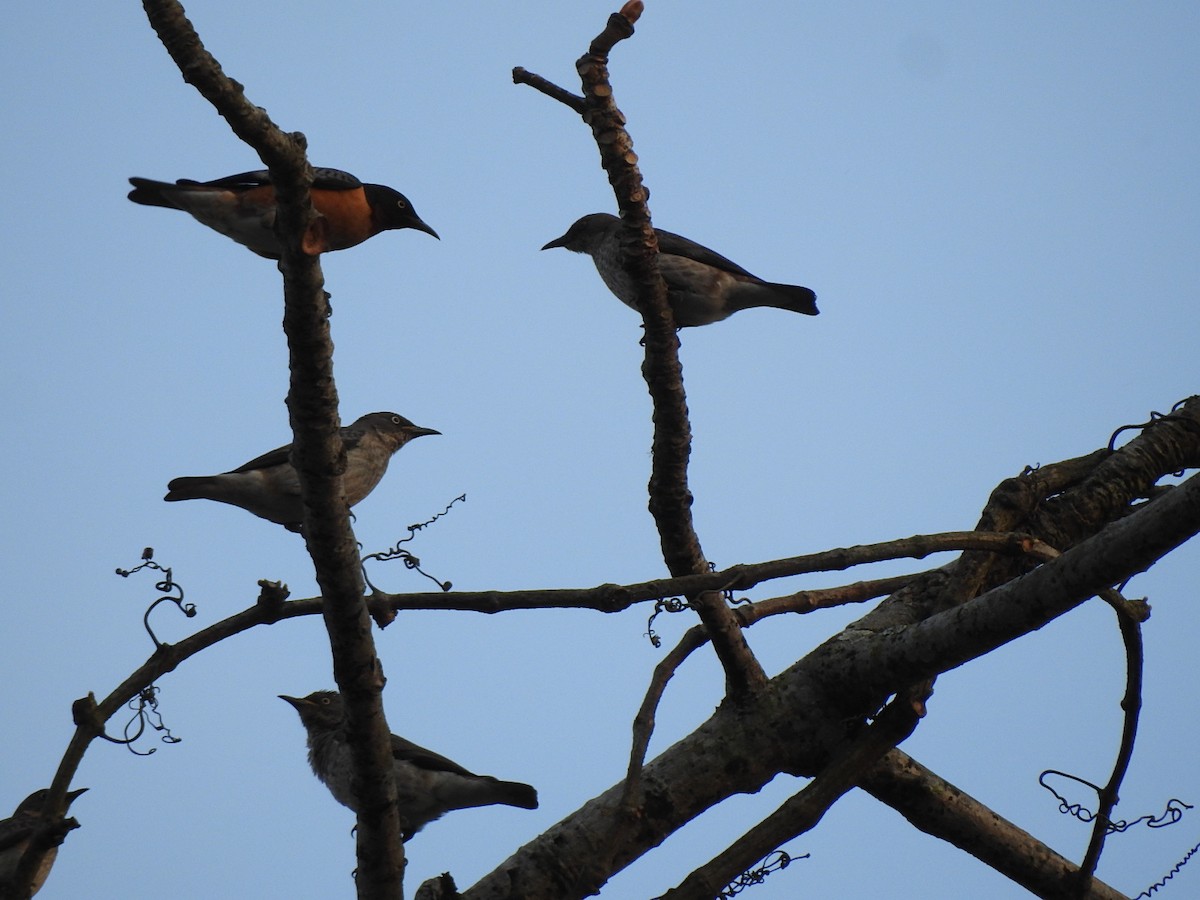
[127,167,438,258]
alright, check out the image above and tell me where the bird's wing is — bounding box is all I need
[191,170,273,189]
[390,734,477,777]
[226,424,371,474]
[311,168,364,190]
[654,227,759,279]
[0,816,34,852]
[338,424,368,453]
[189,168,363,191]
[227,443,292,473]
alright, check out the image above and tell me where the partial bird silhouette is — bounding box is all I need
[0,788,87,897]
[280,691,538,839]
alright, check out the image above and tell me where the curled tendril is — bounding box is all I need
[1039,769,1193,833]
[1134,840,1200,899]
[360,495,465,593]
[96,686,181,757]
[644,597,690,648]
[717,849,807,897]
[116,548,196,649]
[709,561,750,607]
[643,566,747,647]
[1108,402,1200,468]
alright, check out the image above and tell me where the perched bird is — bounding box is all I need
[0,788,87,897]
[280,691,538,839]
[127,167,438,258]
[165,412,438,532]
[542,212,819,327]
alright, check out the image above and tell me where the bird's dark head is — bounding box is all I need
[541,213,620,254]
[364,184,439,239]
[280,691,345,732]
[354,412,441,449]
[12,787,88,816]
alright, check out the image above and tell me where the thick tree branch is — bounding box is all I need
[860,751,1129,900]
[621,573,921,810]
[36,395,1192,898]
[828,474,1198,711]
[450,472,1198,898]
[858,396,1200,635]
[661,693,923,899]
[139,3,404,895]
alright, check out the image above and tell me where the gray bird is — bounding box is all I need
[165,412,438,532]
[542,212,819,327]
[0,788,87,898]
[280,691,538,839]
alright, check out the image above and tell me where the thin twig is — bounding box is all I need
[511,67,584,112]
[1076,588,1146,895]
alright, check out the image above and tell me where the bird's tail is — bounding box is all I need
[164,476,215,502]
[127,177,186,209]
[492,779,539,810]
[761,281,820,316]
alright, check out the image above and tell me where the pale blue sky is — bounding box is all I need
[2,3,1198,897]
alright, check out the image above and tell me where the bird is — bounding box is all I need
[164,412,439,532]
[542,212,819,327]
[280,691,538,839]
[127,167,438,258]
[0,788,87,897]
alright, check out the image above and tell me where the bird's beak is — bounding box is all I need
[279,695,306,710]
[409,427,441,439]
[67,787,89,804]
[541,233,569,251]
[412,218,439,240]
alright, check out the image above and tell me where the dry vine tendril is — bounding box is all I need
[360,494,465,593]
[116,547,196,649]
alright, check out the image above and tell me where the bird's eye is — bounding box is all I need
[390,415,402,425]
[318,697,330,706]
[396,199,407,210]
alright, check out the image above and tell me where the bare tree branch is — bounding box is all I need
[33,387,1191,898]
[32,532,1043,805]
[136,3,405,895]
[1073,586,1145,896]
[660,692,924,899]
[622,574,921,810]
[510,67,584,112]
[860,751,1130,900]
[517,4,768,698]
[823,477,1196,711]
[450,472,1198,898]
